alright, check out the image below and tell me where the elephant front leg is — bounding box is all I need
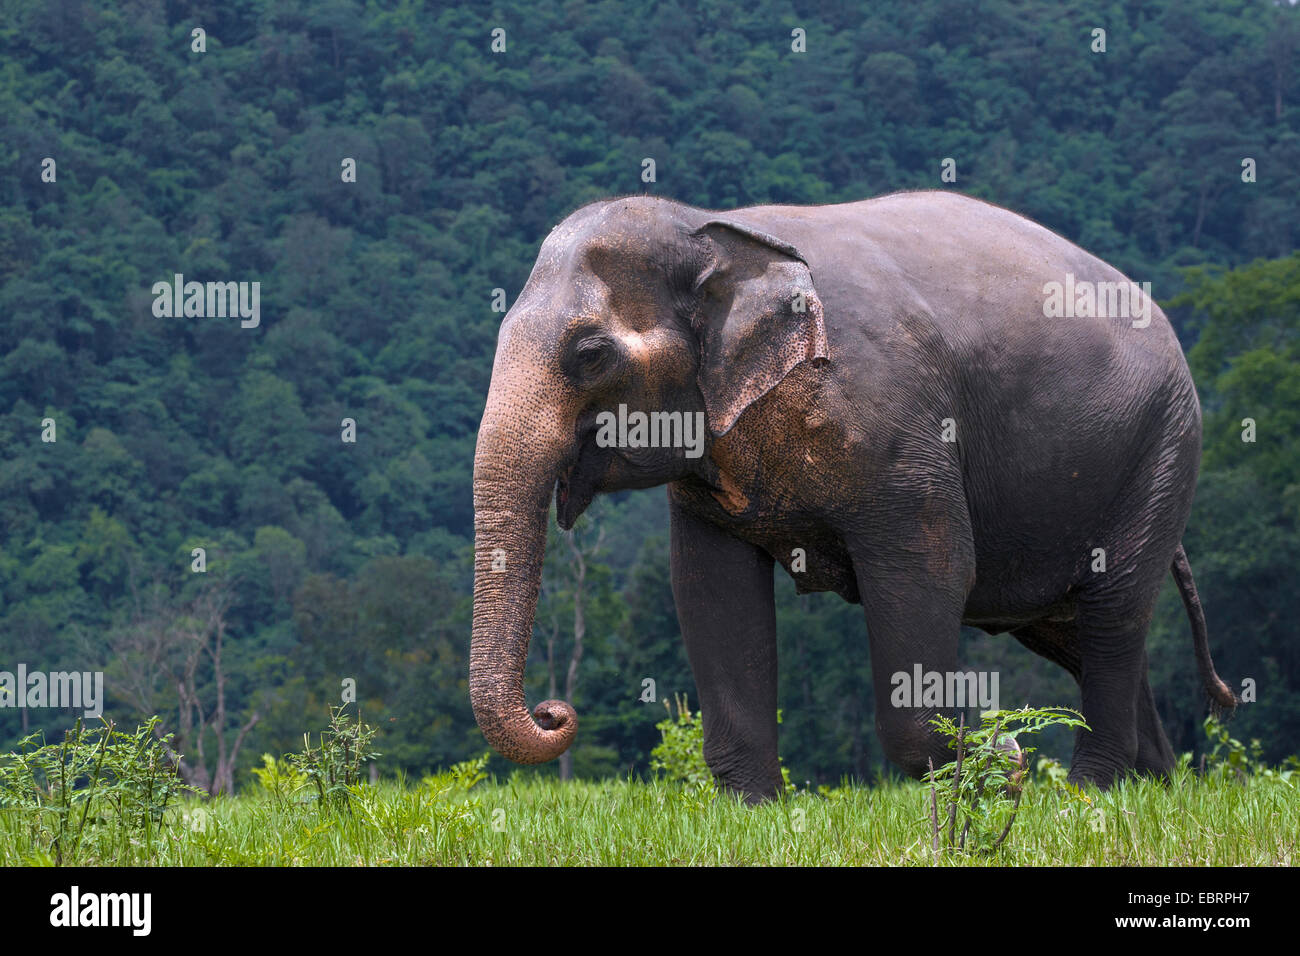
[851,500,977,780]
[669,495,782,804]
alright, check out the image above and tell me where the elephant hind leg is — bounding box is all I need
[1133,652,1176,777]
[1011,620,1173,778]
[1065,580,1168,787]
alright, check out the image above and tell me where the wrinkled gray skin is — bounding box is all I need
[470,191,1237,803]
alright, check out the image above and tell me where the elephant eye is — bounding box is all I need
[571,336,616,379]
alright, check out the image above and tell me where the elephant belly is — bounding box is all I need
[769,538,861,603]
[962,550,1082,629]
[962,599,1077,635]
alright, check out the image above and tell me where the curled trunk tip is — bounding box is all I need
[533,699,576,733]
[469,687,577,765]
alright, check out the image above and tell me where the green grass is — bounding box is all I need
[1,766,1294,866]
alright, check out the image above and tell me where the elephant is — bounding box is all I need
[469,190,1238,803]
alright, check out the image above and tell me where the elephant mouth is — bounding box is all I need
[556,443,601,529]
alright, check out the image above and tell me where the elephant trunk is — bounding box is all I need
[469,375,577,765]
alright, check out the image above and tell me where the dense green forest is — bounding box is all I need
[0,0,1296,792]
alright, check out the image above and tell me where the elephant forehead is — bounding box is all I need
[511,199,689,339]
[547,199,685,272]
[514,255,667,340]
[506,268,609,336]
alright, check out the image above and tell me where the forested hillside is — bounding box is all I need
[1,0,1297,790]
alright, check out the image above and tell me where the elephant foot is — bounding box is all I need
[1067,768,1113,790]
[715,774,783,805]
[709,761,783,804]
[1065,754,1133,790]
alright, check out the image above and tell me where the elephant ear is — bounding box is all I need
[690,220,830,436]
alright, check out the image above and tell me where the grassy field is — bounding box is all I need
[1,767,1294,867]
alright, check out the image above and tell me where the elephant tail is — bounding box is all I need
[1170,543,1238,716]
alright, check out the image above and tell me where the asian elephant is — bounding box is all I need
[469,191,1237,803]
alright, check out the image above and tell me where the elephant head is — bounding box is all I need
[470,196,829,765]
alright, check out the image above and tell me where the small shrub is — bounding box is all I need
[1033,756,1070,787]
[287,706,381,812]
[650,695,711,787]
[924,706,1089,857]
[249,753,309,806]
[421,752,490,798]
[1201,716,1298,784]
[651,696,797,796]
[0,717,200,865]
